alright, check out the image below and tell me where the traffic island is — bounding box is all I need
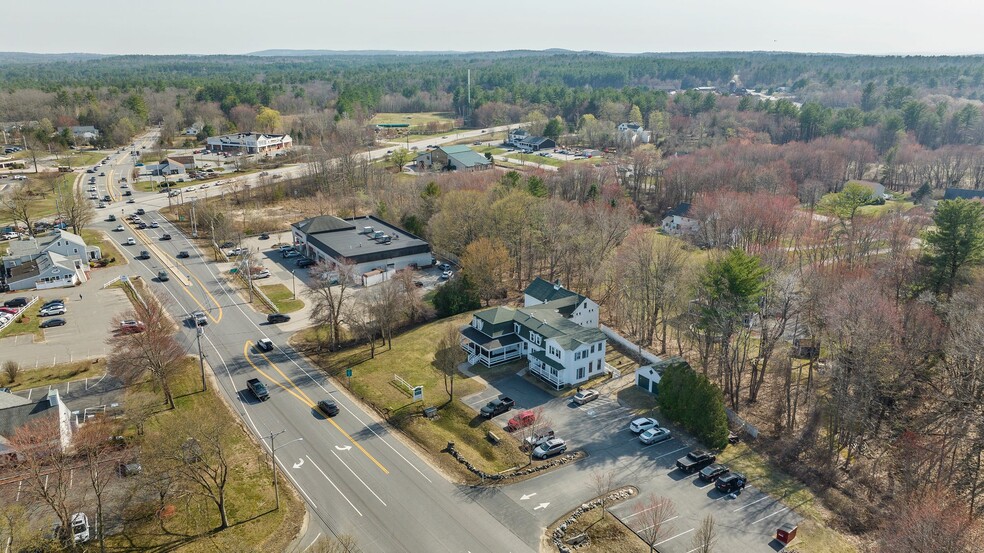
[444,441,586,484]
[546,487,640,553]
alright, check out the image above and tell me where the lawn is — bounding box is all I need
[0,300,43,340]
[1,173,77,224]
[82,228,126,267]
[105,359,303,552]
[503,152,565,167]
[64,151,104,168]
[259,283,304,313]
[716,443,858,553]
[295,313,531,477]
[3,358,105,390]
[371,111,456,126]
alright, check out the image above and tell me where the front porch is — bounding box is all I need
[528,350,567,390]
[460,326,523,367]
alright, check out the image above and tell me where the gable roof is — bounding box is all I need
[663,202,692,219]
[3,230,86,260]
[943,188,984,201]
[445,148,490,169]
[525,277,578,303]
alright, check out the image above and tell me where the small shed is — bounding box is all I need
[635,365,661,394]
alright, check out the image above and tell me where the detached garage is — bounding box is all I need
[635,365,661,395]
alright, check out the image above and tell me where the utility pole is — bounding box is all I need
[266,429,286,510]
[196,326,206,392]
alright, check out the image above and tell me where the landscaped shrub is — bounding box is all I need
[657,360,729,449]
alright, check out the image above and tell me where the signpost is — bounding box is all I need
[346,368,352,387]
[413,386,424,402]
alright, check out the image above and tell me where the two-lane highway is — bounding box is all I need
[93,132,534,552]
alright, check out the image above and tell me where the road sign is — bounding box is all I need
[120,275,128,282]
[413,386,424,402]
[345,368,353,377]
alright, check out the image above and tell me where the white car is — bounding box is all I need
[125,237,136,245]
[40,305,67,316]
[629,417,660,434]
[1,232,18,240]
[114,225,124,232]
[70,512,90,543]
[251,270,271,279]
[149,221,159,228]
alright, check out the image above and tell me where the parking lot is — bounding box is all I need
[462,370,802,552]
[14,372,126,423]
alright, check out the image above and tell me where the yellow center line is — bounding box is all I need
[244,341,389,475]
[243,341,316,406]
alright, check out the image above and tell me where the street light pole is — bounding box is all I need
[265,431,302,510]
[196,326,206,392]
[291,269,296,300]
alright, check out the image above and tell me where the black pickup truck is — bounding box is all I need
[247,378,270,401]
[480,396,515,418]
[676,450,717,473]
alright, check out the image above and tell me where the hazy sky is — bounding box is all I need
[4,0,983,56]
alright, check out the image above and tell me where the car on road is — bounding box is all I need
[97,203,106,208]
[137,250,150,260]
[40,304,66,316]
[532,438,568,459]
[639,427,672,445]
[629,417,660,433]
[714,472,747,493]
[157,271,169,282]
[259,233,270,240]
[3,297,28,308]
[106,215,116,222]
[177,250,190,259]
[119,320,145,333]
[137,222,147,229]
[136,208,145,215]
[267,313,291,324]
[698,463,731,482]
[318,399,340,417]
[114,225,124,232]
[572,388,600,405]
[40,317,67,328]
[125,237,136,245]
[149,221,159,228]
[256,338,274,352]
[127,198,135,203]
[99,172,105,176]
[160,233,171,240]
[192,311,208,326]
[247,378,270,401]
[296,258,315,268]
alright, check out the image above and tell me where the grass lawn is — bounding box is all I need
[81,228,126,267]
[3,358,105,390]
[371,111,456,126]
[259,283,304,313]
[856,199,918,216]
[105,359,303,552]
[64,151,104,168]
[716,443,858,552]
[503,152,565,167]
[2,173,77,223]
[295,313,531,477]
[0,301,43,340]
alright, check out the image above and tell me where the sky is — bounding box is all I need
[3,0,984,56]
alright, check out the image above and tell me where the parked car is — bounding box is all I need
[0,307,19,315]
[226,248,245,257]
[676,450,717,473]
[296,258,315,268]
[267,313,291,324]
[572,388,600,405]
[639,427,672,445]
[40,304,66,316]
[480,396,515,418]
[118,462,143,477]
[67,512,90,543]
[41,299,64,309]
[532,438,568,459]
[318,399,340,417]
[256,338,274,352]
[282,250,299,258]
[715,472,747,493]
[40,318,67,328]
[506,410,536,431]
[119,320,145,334]
[220,241,235,248]
[3,297,27,308]
[522,427,555,451]
[629,417,660,433]
[698,463,731,482]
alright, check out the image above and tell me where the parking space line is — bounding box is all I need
[651,445,689,460]
[751,507,789,524]
[697,481,715,490]
[653,527,694,546]
[733,495,771,511]
[621,501,673,520]
[640,437,676,449]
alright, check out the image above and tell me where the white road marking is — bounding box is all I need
[640,437,676,449]
[733,495,772,511]
[653,527,694,546]
[652,445,689,460]
[637,515,678,532]
[308,455,363,516]
[533,502,550,510]
[520,493,537,500]
[752,507,790,524]
[293,459,304,469]
[332,450,387,506]
[302,533,323,552]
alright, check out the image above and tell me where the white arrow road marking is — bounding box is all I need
[520,493,537,500]
[293,458,304,469]
[334,445,352,451]
[534,502,550,510]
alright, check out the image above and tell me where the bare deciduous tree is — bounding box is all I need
[56,182,95,235]
[106,295,183,409]
[3,360,19,384]
[0,186,38,237]
[636,494,676,553]
[307,260,355,351]
[434,323,465,403]
[74,418,119,553]
[590,469,618,521]
[690,514,717,553]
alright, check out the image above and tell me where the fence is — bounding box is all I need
[600,324,662,366]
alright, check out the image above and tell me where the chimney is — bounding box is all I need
[553,279,562,290]
[47,388,60,408]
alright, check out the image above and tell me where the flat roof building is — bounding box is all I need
[206,132,292,154]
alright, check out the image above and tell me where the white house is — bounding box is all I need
[154,155,195,176]
[0,389,74,463]
[617,122,652,145]
[291,214,432,283]
[661,202,699,236]
[56,126,99,141]
[507,128,529,146]
[460,278,607,389]
[206,132,292,154]
[2,229,100,290]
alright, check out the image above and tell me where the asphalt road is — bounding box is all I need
[91,131,534,552]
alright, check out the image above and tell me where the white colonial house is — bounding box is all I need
[2,230,100,290]
[206,132,293,154]
[617,122,652,145]
[661,202,699,236]
[460,278,607,389]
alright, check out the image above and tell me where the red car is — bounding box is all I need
[506,410,536,431]
[0,307,19,315]
[119,320,146,334]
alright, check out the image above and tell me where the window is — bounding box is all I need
[577,367,585,379]
[529,331,541,346]
[590,344,595,353]
[514,323,521,335]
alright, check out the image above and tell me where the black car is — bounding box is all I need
[41,299,65,309]
[296,258,315,268]
[267,313,291,324]
[698,463,731,482]
[318,399,339,417]
[177,251,190,259]
[4,297,28,308]
[160,233,172,241]
[715,472,747,494]
[259,233,270,240]
[40,318,67,328]
[220,241,235,248]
